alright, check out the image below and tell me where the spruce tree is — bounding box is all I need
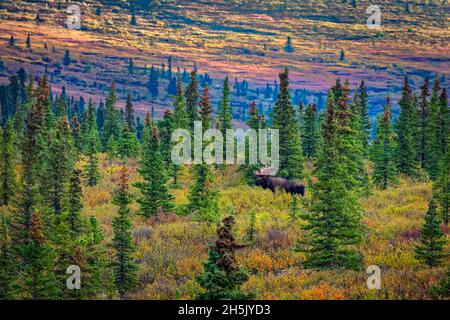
[158,109,175,179]
[171,77,189,186]
[136,116,144,142]
[72,113,83,153]
[0,120,17,206]
[247,101,261,131]
[284,36,295,53]
[8,35,15,47]
[134,127,174,218]
[434,151,450,226]
[83,215,108,299]
[101,82,121,150]
[84,128,101,187]
[299,90,364,270]
[148,65,159,100]
[418,78,430,170]
[188,84,219,222]
[0,217,18,299]
[426,77,442,179]
[127,58,134,75]
[125,93,136,132]
[396,75,420,177]
[243,102,263,183]
[167,76,177,96]
[196,216,253,300]
[96,100,105,132]
[44,117,74,214]
[26,33,31,49]
[218,76,233,137]
[438,88,449,158]
[301,103,318,159]
[172,77,189,130]
[24,210,59,299]
[185,70,199,131]
[372,96,398,189]
[67,169,83,234]
[112,167,138,298]
[117,124,140,160]
[20,77,47,230]
[63,49,71,66]
[81,98,99,151]
[357,81,371,154]
[12,101,27,146]
[415,199,448,267]
[271,68,303,180]
[343,80,368,194]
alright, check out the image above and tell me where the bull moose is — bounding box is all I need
[254,167,305,196]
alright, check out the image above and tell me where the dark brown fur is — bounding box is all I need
[255,176,305,196]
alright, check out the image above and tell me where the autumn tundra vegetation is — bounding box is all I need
[0,0,449,301]
[0,64,448,300]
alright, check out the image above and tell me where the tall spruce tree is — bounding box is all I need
[434,151,450,226]
[396,75,420,177]
[172,77,189,130]
[188,84,219,222]
[72,113,83,153]
[438,88,449,158]
[81,98,98,151]
[337,79,367,194]
[117,124,140,160]
[134,127,174,218]
[26,33,31,49]
[83,215,109,299]
[96,100,105,133]
[426,77,442,179]
[158,109,175,179]
[84,128,101,187]
[218,76,233,138]
[67,169,83,234]
[0,217,18,299]
[170,77,189,186]
[112,167,138,298]
[299,90,364,270]
[125,94,136,132]
[372,96,398,189]
[185,70,199,132]
[196,216,253,300]
[44,117,74,214]
[148,65,159,100]
[358,81,371,154]
[23,210,60,299]
[0,120,17,206]
[415,199,448,267]
[271,68,303,180]
[418,78,430,170]
[63,49,71,66]
[243,102,264,183]
[20,78,47,230]
[101,82,122,150]
[301,103,318,159]
[127,58,134,75]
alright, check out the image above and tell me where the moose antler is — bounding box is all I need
[255,166,273,176]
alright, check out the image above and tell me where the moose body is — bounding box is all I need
[254,167,305,196]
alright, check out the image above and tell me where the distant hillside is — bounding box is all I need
[0,0,448,122]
